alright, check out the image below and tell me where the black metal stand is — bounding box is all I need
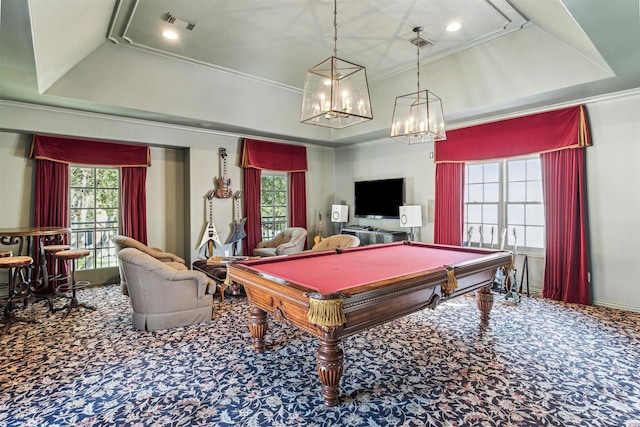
[53,254,96,317]
[517,253,530,297]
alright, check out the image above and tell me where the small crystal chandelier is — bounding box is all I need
[300,0,373,129]
[390,27,446,144]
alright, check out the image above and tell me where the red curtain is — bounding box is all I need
[433,105,591,305]
[289,172,308,248]
[35,160,69,230]
[243,167,262,256]
[34,159,69,291]
[541,148,590,305]
[31,135,150,167]
[242,139,308,171]
[121,167,148,244]
[31,135,151,243]
[435,106,590,163]
[434,163,464,246]
[241,139,309,255]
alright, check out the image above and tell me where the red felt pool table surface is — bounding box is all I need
[241,241,499,295]
[229,241,513,407]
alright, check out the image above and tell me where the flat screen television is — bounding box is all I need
[354,178,404,219]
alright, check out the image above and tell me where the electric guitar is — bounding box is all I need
[478,225,484,248]
[313,213,324,248]
[198,190,222,257]
[504,227,520,303]
[226,190,247,245]
[489,226,495,249]
[215,148,233,199]
[466,226,474,247]
[499,227,507,250]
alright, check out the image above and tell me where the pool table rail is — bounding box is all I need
[227,243,513,407]
[228,246,509,342]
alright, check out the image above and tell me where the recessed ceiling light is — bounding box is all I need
[162,30,178,40]
[446,22,462,32]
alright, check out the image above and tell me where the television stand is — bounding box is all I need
[340,226,408,246]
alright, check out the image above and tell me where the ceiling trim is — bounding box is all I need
[0,99,330,150]
[334,87,640,150]
[105,0,530,90]
[2,86,637,150]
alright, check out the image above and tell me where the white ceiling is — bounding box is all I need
[108,0,533,88]
[1,0,639,146]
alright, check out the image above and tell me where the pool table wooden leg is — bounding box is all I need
[316,329,344,407]
[476,285,494,322]
[248,305,267,353]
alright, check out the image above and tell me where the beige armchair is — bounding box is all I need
[117,248,213,331]
[112,235,187,295]
[311,234,360,252]
[253,227,308,257]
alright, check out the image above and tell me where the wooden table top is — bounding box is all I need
[0,227,71,237]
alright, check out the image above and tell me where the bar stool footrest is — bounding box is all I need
[57,280,91,293]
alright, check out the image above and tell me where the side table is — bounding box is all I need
[192,256,259,305]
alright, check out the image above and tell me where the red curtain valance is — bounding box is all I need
[435,105,591,163]
[30,135,151,167]
[241,139,307,172]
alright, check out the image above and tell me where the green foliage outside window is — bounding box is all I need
[70,167,120,270]
[261,175,287,239]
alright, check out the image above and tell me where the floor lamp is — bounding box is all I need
[399,205,422,241]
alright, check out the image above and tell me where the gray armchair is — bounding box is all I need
[112,235,187,295]
[117,248,213,331]
[253,227,308,257]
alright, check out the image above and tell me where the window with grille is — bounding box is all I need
[464,156,544,252]
[260,174,288,239]
[69,166,120,270]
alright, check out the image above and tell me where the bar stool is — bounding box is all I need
[0,255,37,334]
[39,244,71,312]
[0,250,13,258]
[53,249,96,316]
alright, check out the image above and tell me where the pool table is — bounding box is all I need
[228,241,512,406]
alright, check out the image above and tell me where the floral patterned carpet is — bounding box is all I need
[0,284,639,427]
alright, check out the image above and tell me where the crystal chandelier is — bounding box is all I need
[390,27,446,144]
[300,0,373,129]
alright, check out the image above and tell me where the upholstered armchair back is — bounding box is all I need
[311,234,360,252]
[112,235,187,295]
[117,248,213,331]
[254,227,308,257]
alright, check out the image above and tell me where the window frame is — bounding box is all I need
[260,172,288,240]
[464,155,545,254]
[69,165,120,270]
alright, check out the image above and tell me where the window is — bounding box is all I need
[69,166,120,270]
[260,173,288,239]
[464,156,544,252]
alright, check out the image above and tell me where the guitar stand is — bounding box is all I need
[517,253,530,297]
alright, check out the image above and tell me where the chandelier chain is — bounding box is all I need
[416,28,421,93]
[333,0,338,57]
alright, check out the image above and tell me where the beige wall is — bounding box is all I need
[1,91,639,311]
[0,133,189,285]
[0,133,34,226]
[332,92,640,312]
[146,146,186,258]
[585,93,640,311]
[0,109,335,279]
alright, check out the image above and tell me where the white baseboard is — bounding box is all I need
[592,299,640,313]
